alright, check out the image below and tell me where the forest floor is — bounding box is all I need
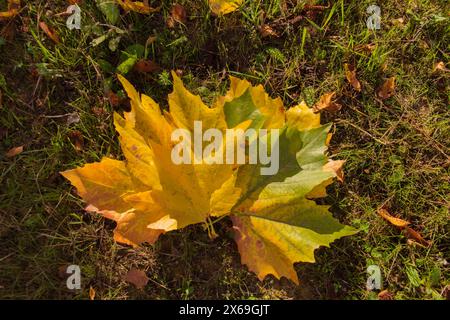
[0,0,449,299]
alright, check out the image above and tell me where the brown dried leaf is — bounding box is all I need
[123,269,149,289]
[378,290,394,300]
[133,59,160,73]
[68,130,84,151]
[378,208,410,228]
[377,77,396,100]
[39,21,60,43]
[259,24,279,38]
[344,63,361,92]
[323,160,345,182]
[313,92,342,113]
[170,4,186,24]
[5,145,23,158]
[0,0,20,20]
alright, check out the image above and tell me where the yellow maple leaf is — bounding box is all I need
[61,72,356,283]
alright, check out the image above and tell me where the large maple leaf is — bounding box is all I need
[61,72,357,284]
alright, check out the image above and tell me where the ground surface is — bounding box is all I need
[0,0,449,299]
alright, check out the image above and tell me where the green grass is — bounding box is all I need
[0,0,449,299]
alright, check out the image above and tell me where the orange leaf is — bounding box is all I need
[377,208,410,228]
[344,63,361,92]
[5,145,23,158]
[377,77,396,100]
[123,269,149,289]
[313,92,342,113]
[39,21,60,43]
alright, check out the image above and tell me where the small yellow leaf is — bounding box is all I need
[5,145,23,158]
[0,0,20,20]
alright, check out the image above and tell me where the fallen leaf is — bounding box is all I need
[92,107,106,117]
[355,43,376,53]
[89,286,96,300]
[433,61,449,73]
[106,90,120,107]
[145,35,157,47]
[404,226,431,247]
[1,21,16,41]
[169,3,186,24]
[96,0,120,25]
[378,208,410,228]
[123,269,149,289]
[209,0,243,15]
[0,0,20,20]
[377,77,396,100]
[378,290,394,300]
[344,63,361,92]
[39,21,60,43]
[323,160,345,182]
[259,24,279,38]
[313,92,342,113]
[5,145,23,158]
[68,130,84,151]
[117,0,160,14]
[66,112,80,125]
[133,59,160,73]
[61,72,356,284]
